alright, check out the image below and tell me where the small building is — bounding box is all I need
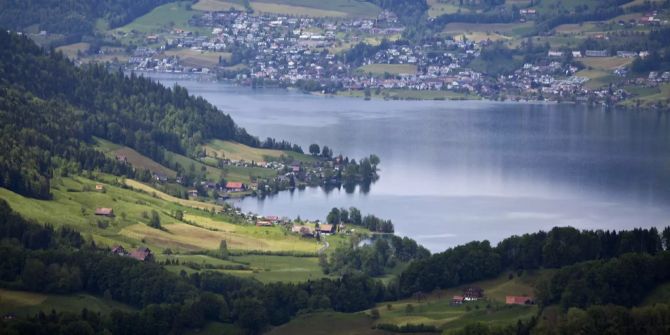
[95,184,105,191]
[225,182,246,192]
[291,165,301,173]
[256,220,273,227]
[153,173,168,183]
[188,189,199,198]
[111,245,127,256]
[572,50,582,58]
[291,225,314,237]
[95,208,114,217]
[585,50,609,57]
[318,224,336,234]
[506,296,534,305]
[130,247,153,262]
[451,295,465,305]
[617,51,637,58]
[463,287,484,301]
[547,50,563,57]
[265,215,280,223]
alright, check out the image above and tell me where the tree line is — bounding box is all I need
[398,226,670,297]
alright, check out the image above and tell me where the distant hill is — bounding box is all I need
[0,30,260,199]
[0,0,172,41]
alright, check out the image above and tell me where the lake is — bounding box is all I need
[151,73,670,252]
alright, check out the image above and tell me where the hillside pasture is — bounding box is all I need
[95,138,177,178]
[193,0,247,11]
[579,56,633,70]
[164,49,232,68]
[427,0,471,18]
[56,42,90,58]
[441,22,535,38]
[358,64,418,76]
[204,139,315,163]
[0,289,135,316]
[249,0,381,18]
[114,1,197,34]
[369,271,545,331]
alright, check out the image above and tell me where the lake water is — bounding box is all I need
[151,73,670,252]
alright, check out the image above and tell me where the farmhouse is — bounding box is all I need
[463,287,484,301]
[451,295,465,305]
[225,181,246,192]
[95,208,114,217]
[506,296,535,305]
[111,245,127,256]
[130,247,154,262]
[318,224,336,235]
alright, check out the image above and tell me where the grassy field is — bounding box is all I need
[358,64,418,76]
[368,271,543,330]
[267,311,385,335]
[204,139,316,163]
[620,83,670,107]
[114,1,197,34]
[193,0,247,11]
[95,138,177,178]
[249,0,381,18]
[442,22,535,38]
[575,69,618,89]
[164,49,232,68]
[427,0,471,18]
[164,149,277,183]
[271,271,546,333]
[0,289,135,316]
[55,42,90,58]
[124,179,222,211]
[579,57,633,70]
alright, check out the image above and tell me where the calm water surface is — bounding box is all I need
[152,73,670,251]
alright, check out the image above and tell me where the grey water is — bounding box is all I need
[151,73,670,252]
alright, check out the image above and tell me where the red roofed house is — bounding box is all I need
[256,220,273,227]
[95,208,114,217]
[225,182,246,192]
[451,295,465,305]
[506,296,534,305]
[130,247,154,262]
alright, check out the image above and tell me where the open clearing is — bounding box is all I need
[114,1,197,34]
[427,0,471,18]
[205,139,316,163]
[56,42,90,58]
[579,57,633,70]
[193,0,247,11]
[164,49,232,68]
[95,137,177,178]
[358,64,418,76]
[442,22,535,38]
[250,0,381,18]
[0,289,134,316]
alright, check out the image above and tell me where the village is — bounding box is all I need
[114,7,670,107]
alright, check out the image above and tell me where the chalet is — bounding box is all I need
[111,245,127,256]
[188,189,199,198]
[585,50,609,57]
[506,296,534,305]
[451,295,465,305]
[225,182,246,192]
[463,287,484,301]
[318,224,336,235]
[95,208,114,217]
[130,247,154,262]
[95,184,105,191]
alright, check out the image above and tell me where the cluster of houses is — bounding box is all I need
[451,287,535,306]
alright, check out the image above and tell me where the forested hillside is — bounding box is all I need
[0,0,171,39]
[0,30,264,199]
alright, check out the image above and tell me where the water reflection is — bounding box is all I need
[150,74,670,252]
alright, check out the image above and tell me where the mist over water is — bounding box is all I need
[152,74,670,252]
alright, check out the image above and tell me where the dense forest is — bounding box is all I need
[398,226,670,296]
[0,30,303,199]
[0,0,171,40]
